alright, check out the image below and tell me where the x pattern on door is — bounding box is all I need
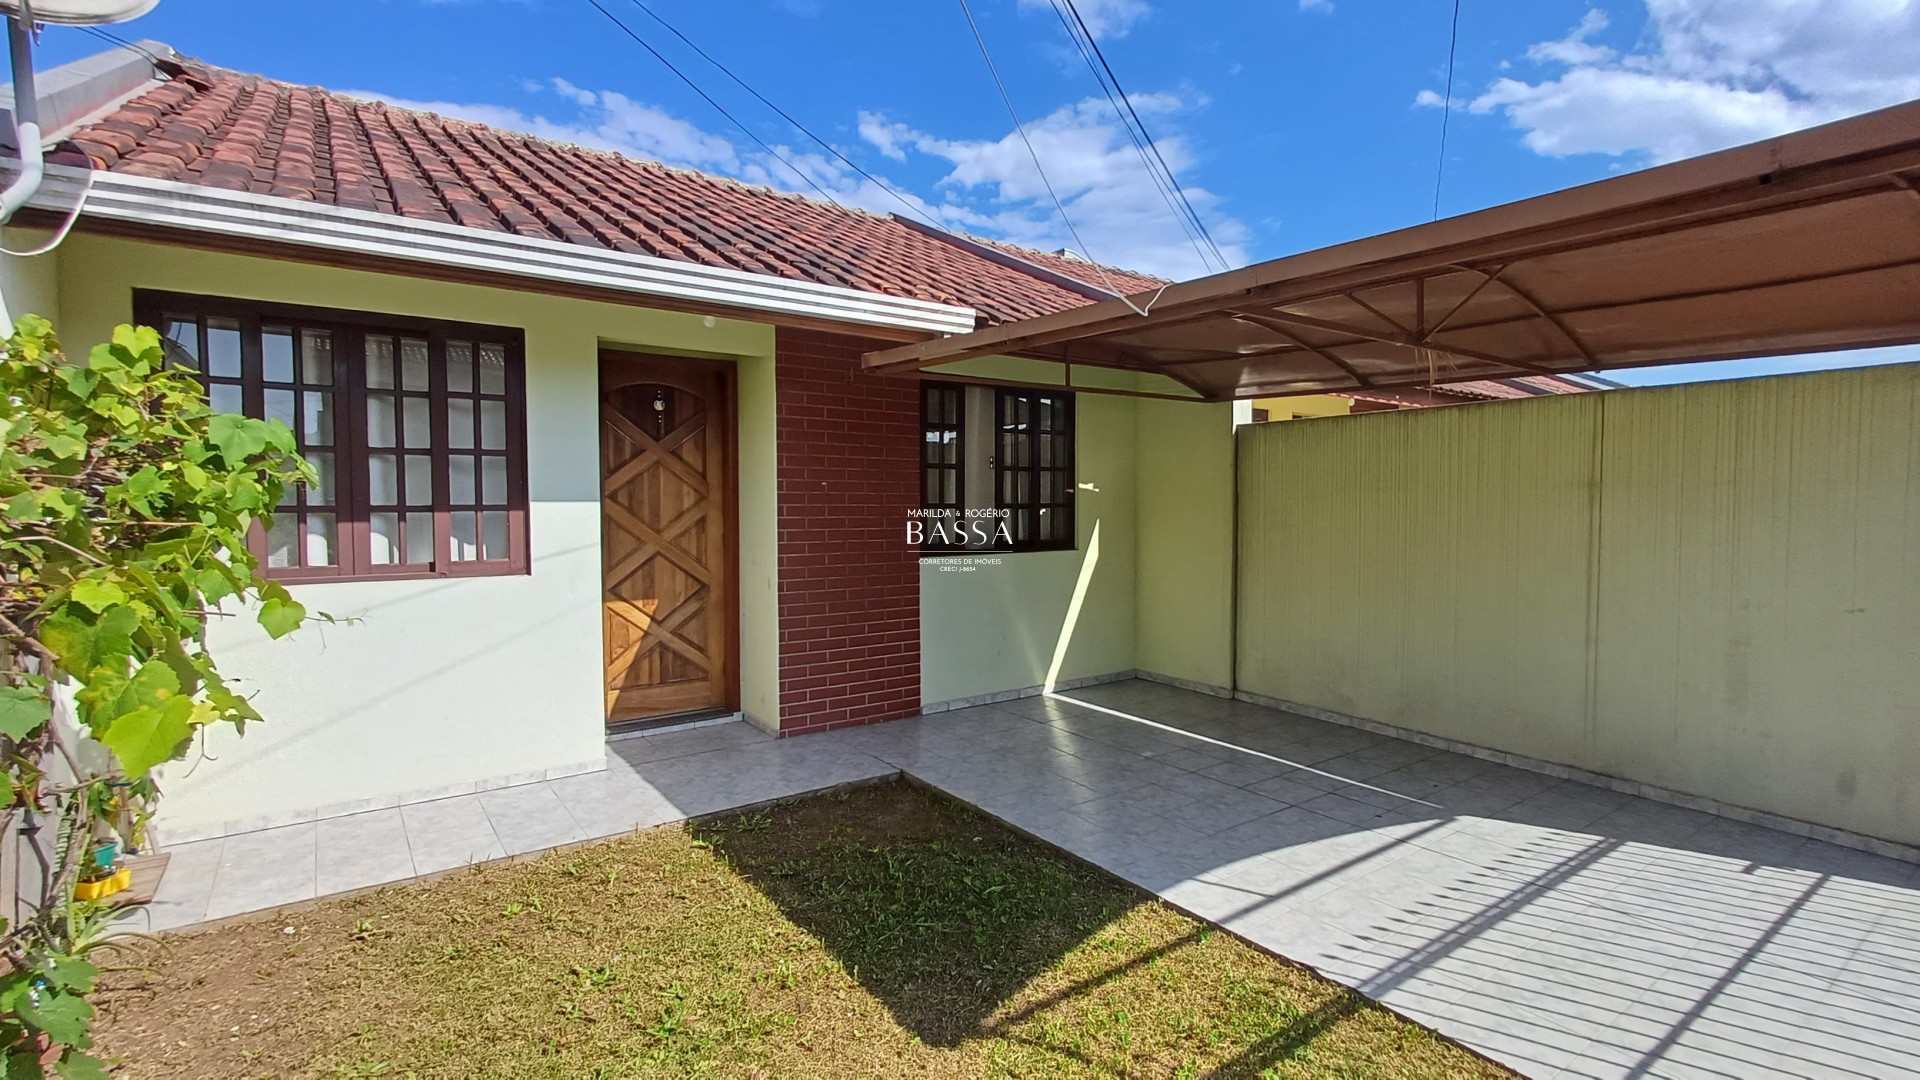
[600,365,730,724]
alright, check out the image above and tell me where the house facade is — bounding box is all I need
[1,46,1237,840]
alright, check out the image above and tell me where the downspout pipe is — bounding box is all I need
[0,15,41,225]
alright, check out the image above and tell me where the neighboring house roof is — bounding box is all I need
[1341,374,1610,409]
[50,61,1112,327]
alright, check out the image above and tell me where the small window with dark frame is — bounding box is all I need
[921,382,963,518]
[996,388,1075,549]
[917,381,1076,554]
[142,292,529,582]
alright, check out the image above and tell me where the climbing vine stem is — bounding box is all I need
[0,316,314,1077]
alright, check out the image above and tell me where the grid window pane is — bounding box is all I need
[209,383,243,415]
[265,388,296,433]
[400,338,431,391]
[367,394,397,448]
[368,454,399,506]
[405,511,435,565]
[366,336,395,389]
[446,341,474,393]
[449,455,476,504]
[403,397,432,448]
[266,515,297,568]
[405,455,434,504]
[450,511,479,561]
[136,293,525,580]
[306,451,336,507]
[206,318,243,378]
[448,399,475,450]
[303,391,334,446]
[482,457,507,505]
[479,343,508,394]
[370,512,400,565]
[481,511,509,560]
[480,401,507,450]
[305,514,336,566]
[262,328,295,382]
[301,329,333,385]
[162,316,199,366]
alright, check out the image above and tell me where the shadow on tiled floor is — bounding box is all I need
[141,719,895,928]
[140,680,1920,1079]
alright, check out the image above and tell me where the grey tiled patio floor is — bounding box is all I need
[143,681,1920,1079]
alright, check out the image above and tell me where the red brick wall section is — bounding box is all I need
[775,328,921,735]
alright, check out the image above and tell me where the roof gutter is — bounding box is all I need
[20,163,980,336]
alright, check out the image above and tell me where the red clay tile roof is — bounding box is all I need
[54,62,1117,326]
[969,236,1169,297]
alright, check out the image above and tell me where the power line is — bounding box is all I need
[76,25,166,70]
[1044,0,1219,274]
[1056,0,1229,272]
[1432,0,1462,220]
[953,0,1149,306]
[582,0,843,208]
[620,0,941,227]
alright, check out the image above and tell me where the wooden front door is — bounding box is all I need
[599,352,737,725]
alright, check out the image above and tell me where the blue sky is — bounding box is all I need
[37,0,1920,386]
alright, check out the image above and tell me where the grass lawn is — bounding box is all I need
[94,779,1510,1078]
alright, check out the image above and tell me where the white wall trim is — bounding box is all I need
[1134,669,1234,699]
[1234,689,1920,867]
[153,756,607,846]
[21,164,979,336]
[920,669,1136,713]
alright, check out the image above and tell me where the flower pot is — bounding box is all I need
[74,866,132,901]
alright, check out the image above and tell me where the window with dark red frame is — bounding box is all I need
[917,381,1075,554]
[137,291,529,582]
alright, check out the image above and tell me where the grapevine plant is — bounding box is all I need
[0,316,312,1077]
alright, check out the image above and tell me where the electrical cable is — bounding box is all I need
[1057,0,1228,271]
[582,0,844,208]
[953,0,1165,313]
[1432,0,1462,221]
[76,24,164,70]
[1044,0,1217,273]
[621,0,941,227]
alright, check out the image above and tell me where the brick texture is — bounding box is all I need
[775,329,920,735]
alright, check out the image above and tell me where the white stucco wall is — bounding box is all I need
[54,234,778,837]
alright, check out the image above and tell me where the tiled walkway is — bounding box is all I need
[141,720,893,929]
[143,681,1920,1079]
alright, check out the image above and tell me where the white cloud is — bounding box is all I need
[859,93,1249,279]
[343,78,1242,281]
[1017,0,1150,39]
[856,110,912,162]
[1437,1,1920,164]
[1300,0,1333,12]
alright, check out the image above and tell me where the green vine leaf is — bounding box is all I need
[205,412,269,461]
[2,317,314,1058]
[17,992,91,1047]
[65,580,126,616]
[93,696,202,779]
[257,594,307,640]
[52,1052,109,1080]
[0,685,50,741]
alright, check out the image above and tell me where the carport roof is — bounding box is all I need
[862,99,1920,401]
